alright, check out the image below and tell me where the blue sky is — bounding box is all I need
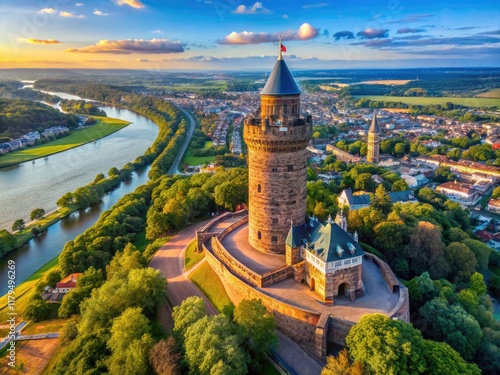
[0,0,499,69]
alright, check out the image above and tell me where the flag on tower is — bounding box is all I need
[281,43,286,52]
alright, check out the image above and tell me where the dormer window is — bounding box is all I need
[347,242,356,255]
[336,245,345,257]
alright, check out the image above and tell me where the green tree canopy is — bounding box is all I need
[370,184,393,215]
[30,208,45,221]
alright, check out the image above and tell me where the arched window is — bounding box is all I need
[257,231,261,240]
[257,184,261,193]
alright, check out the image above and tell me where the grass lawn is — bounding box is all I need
[22,316,66,335]
[0,256,59,323]
[185,240,204,271]
[182,140,216,166]
[354,95,500,107]
[188,261,233,313]
[0,116,130,167]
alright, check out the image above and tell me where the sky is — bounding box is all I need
[0,0,499,70]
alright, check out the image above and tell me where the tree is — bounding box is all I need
[463,239,491,273]
[405,271,437,312]
[354,173,377,192]
[184,315,247,375]
[106,243,144,280]
[30,208,45,221]
[234,299,277,366]
[419,298,482,360]
[469,272,487,296]
[172,296,207,340]
[446,242,477,282]
[214,181,247,211]
[422,340,480,375]
[0,229,16,256]
[24,299,50,322]
[45,269,61,288]
[492,186,500,199]
[370,184,393,215]
[322,349,365,375]
[346,314,427,375]
[107,307,154,375]
[406,221,448,279]
[12,219,25,232]
[56,192,74,207]
[433,166,454,183]
[149,337,181,375]
[392,179,409,192]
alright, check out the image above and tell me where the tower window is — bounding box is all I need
[271,236,277,243]
[287,165,294,172]
[272,168,278,172]
[257,184,261,193]
[272,218,278,224]
[257,231,261,240]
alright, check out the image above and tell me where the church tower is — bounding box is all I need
[243,47,312,254]
[366,111,380,164]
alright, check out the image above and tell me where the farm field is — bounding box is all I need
[0,338,59,375]
[182,140,216,166]
[355,95,500,107]
[0,116,130,167]
[358,80,412,85]
[478,88,500,98]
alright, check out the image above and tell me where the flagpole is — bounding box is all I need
[278,34,282,60]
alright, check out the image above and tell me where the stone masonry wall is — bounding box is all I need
[204,243,321,347]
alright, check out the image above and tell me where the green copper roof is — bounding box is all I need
[286,224,306,248]
[260,56,300,96]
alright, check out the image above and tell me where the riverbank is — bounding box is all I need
[0,116,130,168]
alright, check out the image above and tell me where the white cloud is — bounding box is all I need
[282,14,289,19]
[66,38,185,54]
[94,10,109,16]
[38,8,56,14]
[59,11,85,18]
[114,0,145,9]
[151,29,162,34]
[302,3,329,8]
[18,38,61,45]
[75,3,83,6]
[219,23,319,45]
[232,2,272,15]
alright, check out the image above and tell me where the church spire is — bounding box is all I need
[369,110,380,134]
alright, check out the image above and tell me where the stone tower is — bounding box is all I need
[366,111,380,164]
[243,50,312,254]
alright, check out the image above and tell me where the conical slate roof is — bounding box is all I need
[369,111,380,134]
[260,53,300,96]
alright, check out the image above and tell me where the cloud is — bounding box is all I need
[357,28,389,39]
[232,2,272,15]
[385,14,434,24]
[354,35,500,50]
[94,10,109,16]
[403,46,500,56]
[136,58,149,62]
[75,2,83,6]
[59,11,85,18]
[333,31,354,40]
[38,8,56,14]
[218,23,319,45]
[477,29,500,35]
[65,38,185,54]
[176,54,320,63]
[397,28,426,34]
[282,14,288,19]
[18,38,61,45]
[151,29,162,34]
[302,3,329,8]
[455,26,481,31]
[114,0,145,9]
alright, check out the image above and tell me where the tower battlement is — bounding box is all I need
[243,120,312,152]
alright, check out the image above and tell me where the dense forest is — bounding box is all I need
[0,80,60,103]
[0,99,78,138]
[59,99,106,116]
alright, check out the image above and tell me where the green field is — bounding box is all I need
[182,140,216,166]
[355,95,500,107]
[185,240,204,271]
[188,261,233,313]
[0,116,130,167]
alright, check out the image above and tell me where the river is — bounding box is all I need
[0,90,159,294]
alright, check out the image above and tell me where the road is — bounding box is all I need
[167,106,196,175]
[149,221,218,315]
[149,223,323,375]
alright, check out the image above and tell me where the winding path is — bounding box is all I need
[149,222,323,375]
[168,106,196,175]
